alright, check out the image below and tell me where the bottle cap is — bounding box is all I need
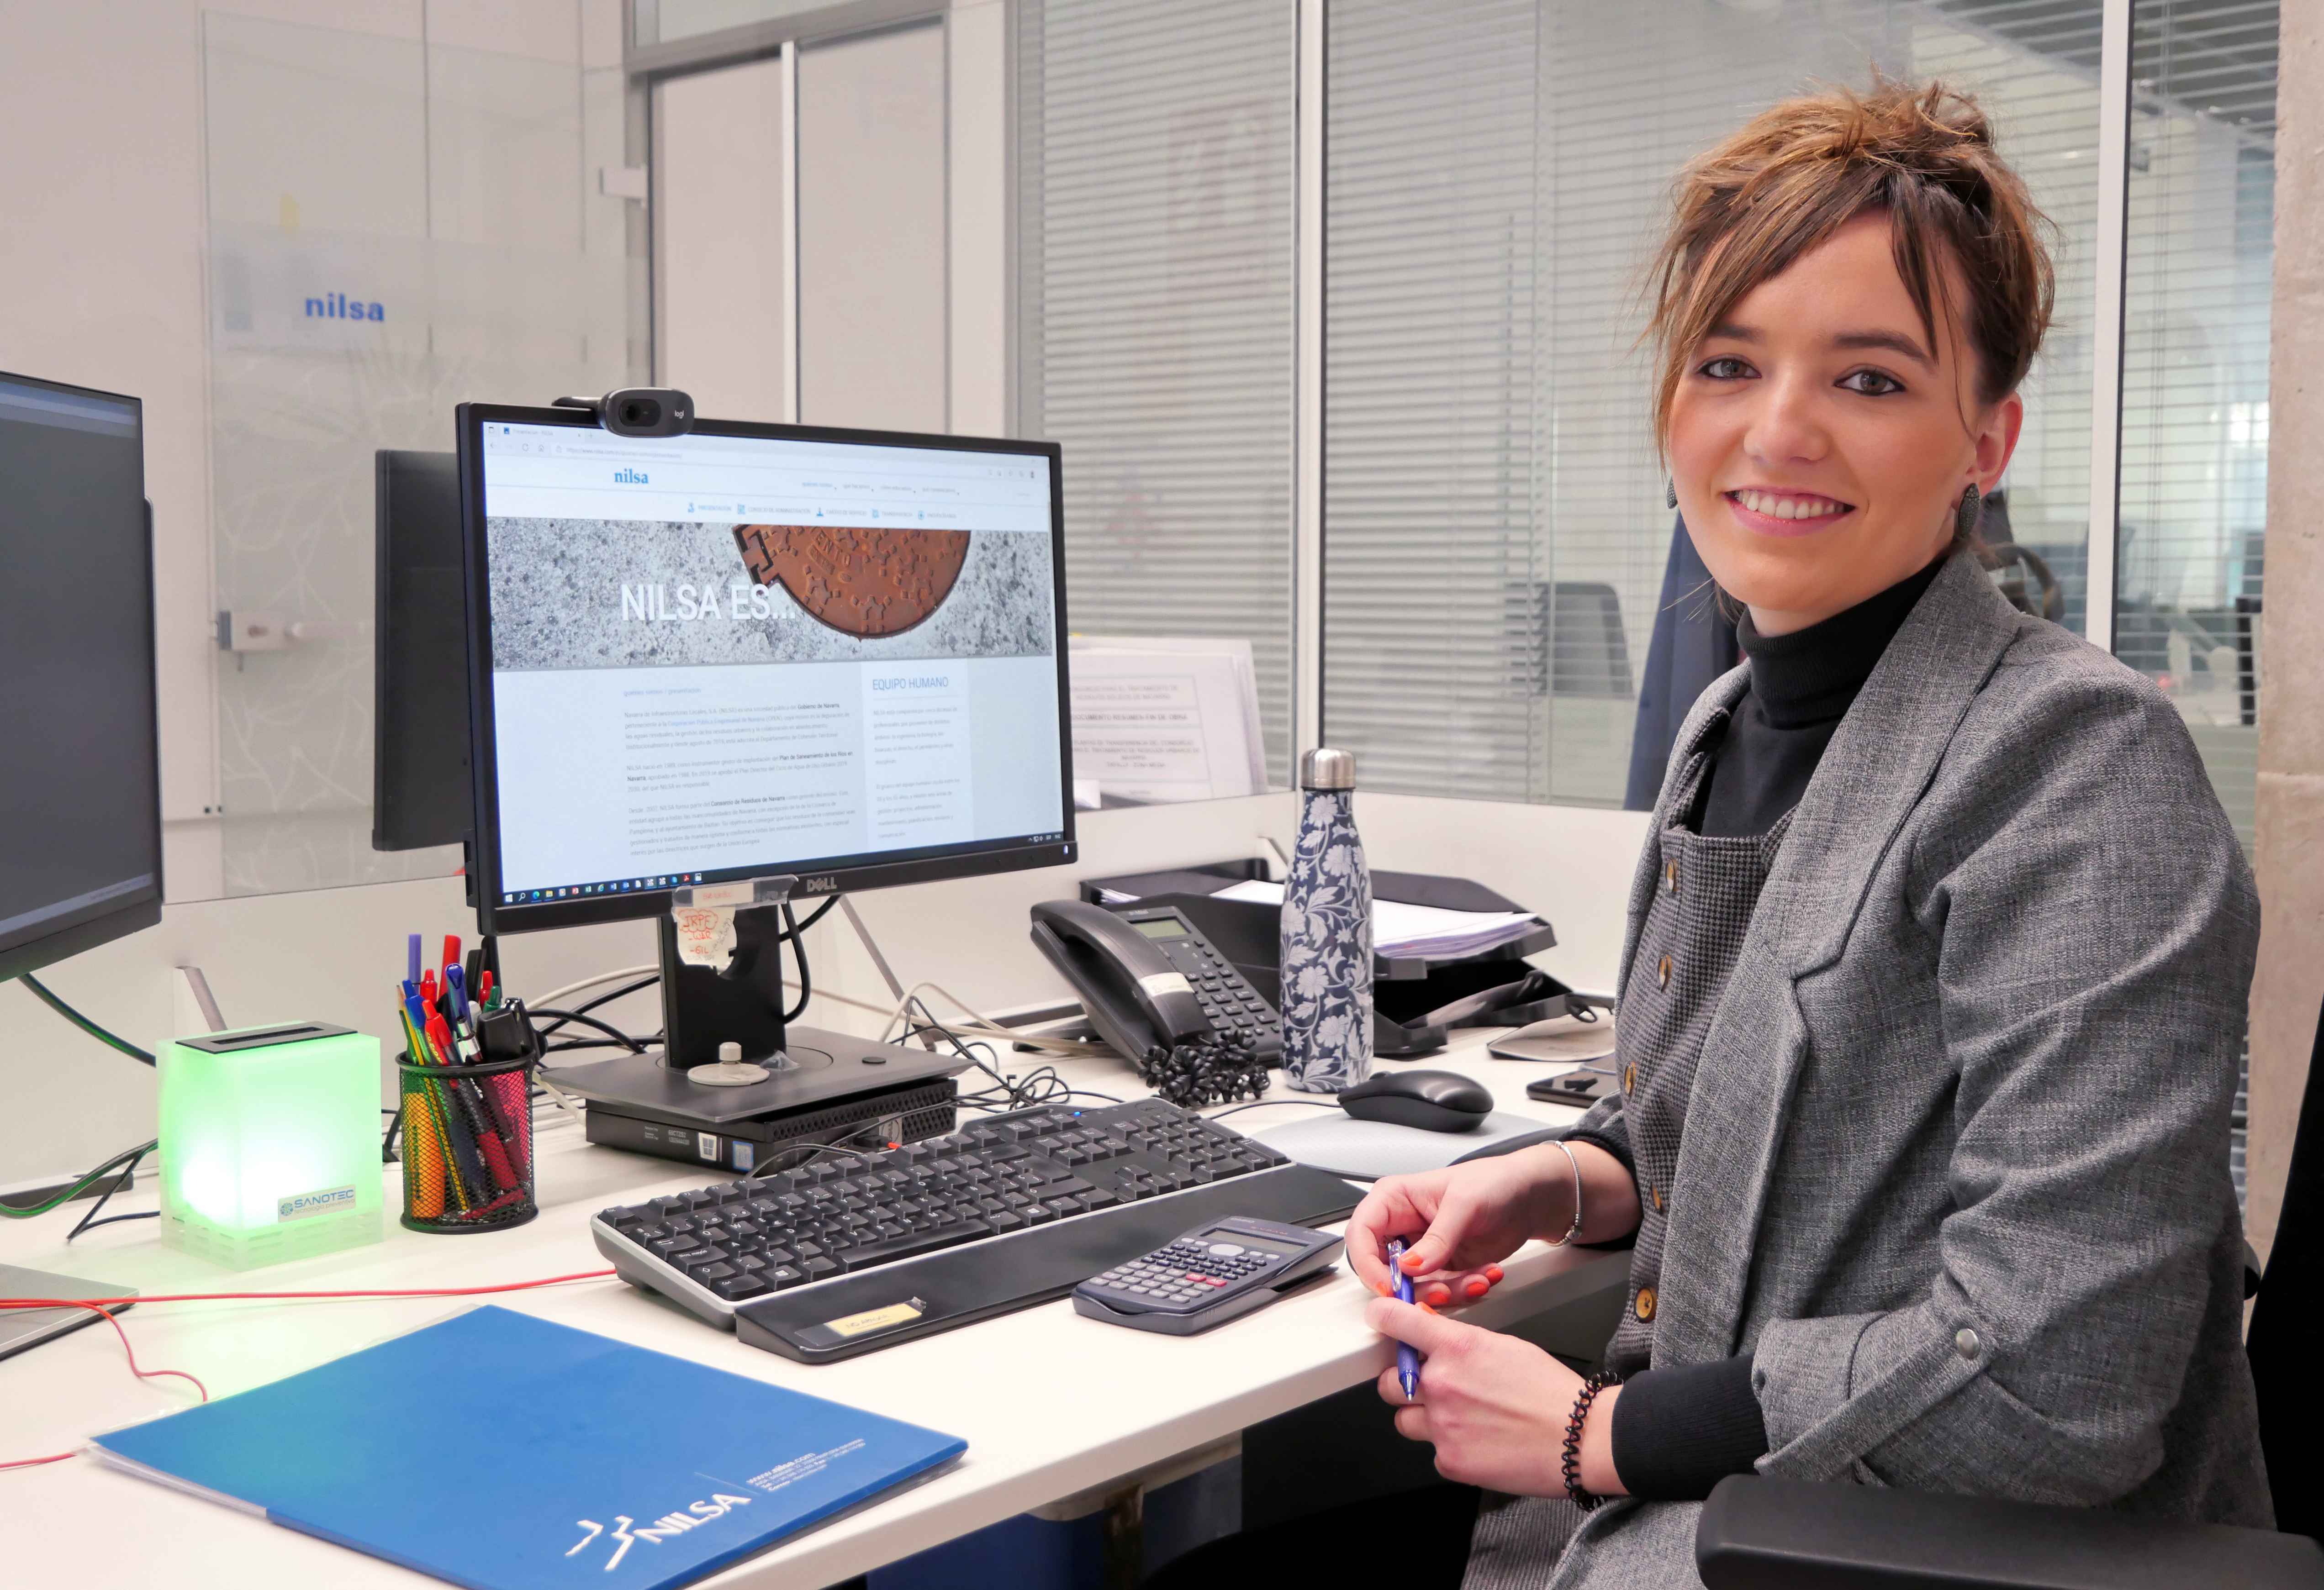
[718,1042,741,1063]
[1299,748,1356,790]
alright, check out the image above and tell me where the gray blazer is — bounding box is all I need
[1532,552,2268,1588]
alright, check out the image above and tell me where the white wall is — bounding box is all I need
[947,0,1009,436]
[796,20,950,430]
[1,787,1645,1192]
[655,53,793,422]
[0,0,625,906]
[2,2,221,894]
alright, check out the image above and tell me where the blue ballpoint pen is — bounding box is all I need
[1387,1237,1421,1400]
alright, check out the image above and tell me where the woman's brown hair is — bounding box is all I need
[1645,78,2055,458]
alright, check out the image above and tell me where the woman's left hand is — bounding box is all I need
[1368,1295,1626,1499]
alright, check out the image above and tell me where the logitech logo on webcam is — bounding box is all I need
[615,468,649,484]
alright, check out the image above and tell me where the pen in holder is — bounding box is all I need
[396,1050,537,1233]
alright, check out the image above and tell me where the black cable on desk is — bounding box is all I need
[523,1008,645,1053]
[16,974,155,1065]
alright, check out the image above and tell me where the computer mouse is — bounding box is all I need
[1337,1070,1494,1133]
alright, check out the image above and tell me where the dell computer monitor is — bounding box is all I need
[0,371,161,981]
[456,404,1073,940]
[371,449,470,853]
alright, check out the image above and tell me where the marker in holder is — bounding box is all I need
[396,1050,537,1233]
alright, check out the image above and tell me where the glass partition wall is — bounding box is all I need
[1015,0,1299,790]
[204,14,640,896]
[1320,0,2107,806]
[2118,0,2277,851]
[198,1,2277,892]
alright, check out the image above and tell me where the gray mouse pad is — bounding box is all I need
[1249,1110,1550,1181]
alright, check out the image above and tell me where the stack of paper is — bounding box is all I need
[1067,637,1269,807]
[1210,879,1544,960]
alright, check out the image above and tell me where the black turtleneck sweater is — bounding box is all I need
[1609,553,1946,1503]
[1695,554,1949,839]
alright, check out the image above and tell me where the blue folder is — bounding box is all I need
[88,1305,966,1590]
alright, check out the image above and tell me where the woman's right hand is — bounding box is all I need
[1345,1145,1577,1307]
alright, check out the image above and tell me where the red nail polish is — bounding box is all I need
[1484,1265,1504,1283]
[1424,1284,1451,1306]
[1465,1278,1489,1298]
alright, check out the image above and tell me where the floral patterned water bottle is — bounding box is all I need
[1280,748,1373,1093]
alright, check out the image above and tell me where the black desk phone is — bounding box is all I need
[1030,899,1282,1064]
[1072,1216,1343,1335]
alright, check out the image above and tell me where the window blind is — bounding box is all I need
[2118,0,2276,852]
[1322,0,2105,805]
[1016,0,1298,781]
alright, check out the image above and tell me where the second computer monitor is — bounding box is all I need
[372,449,470,853]
[457,405,1074,936]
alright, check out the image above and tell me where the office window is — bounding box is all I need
[2117,0,2276,852]
[1321,1,2103,804]
[1016,0,1297,783]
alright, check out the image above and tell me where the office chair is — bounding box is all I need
[1693,995,2324,1588]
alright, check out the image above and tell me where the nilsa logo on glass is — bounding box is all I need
[304,292,383,321]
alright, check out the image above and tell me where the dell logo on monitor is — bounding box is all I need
[801,875,838,893]
[614,468,648,484]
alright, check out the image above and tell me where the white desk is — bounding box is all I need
[0,1028,1622,1588]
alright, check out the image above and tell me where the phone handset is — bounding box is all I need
[1029,898,1212,1062]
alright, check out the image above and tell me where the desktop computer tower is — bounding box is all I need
[580,1074,958,1177]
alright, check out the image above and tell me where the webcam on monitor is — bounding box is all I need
[550,386,695,438]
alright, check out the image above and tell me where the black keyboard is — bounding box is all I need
[591,1099,1361,1361]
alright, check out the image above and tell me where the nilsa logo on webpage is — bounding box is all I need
[277,1185,358,1223]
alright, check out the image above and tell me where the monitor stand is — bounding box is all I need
[543,906,970,1171]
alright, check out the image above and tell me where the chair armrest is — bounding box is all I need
[1695,1474,2324,1590]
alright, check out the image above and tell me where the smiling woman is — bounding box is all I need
[1649,84,2053,635]
[1151,78,2271,1590]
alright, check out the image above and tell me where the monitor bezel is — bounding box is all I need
[0,371,162,982]
[456,401,1076,937]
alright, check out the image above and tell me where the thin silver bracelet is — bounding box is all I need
[1544,1139,1585,1248]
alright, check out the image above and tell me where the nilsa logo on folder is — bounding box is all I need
[85,1306,966,1590]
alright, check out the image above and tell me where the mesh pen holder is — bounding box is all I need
[396,1052,538,1234]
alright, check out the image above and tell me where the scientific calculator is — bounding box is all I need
[1071,1215,1343,1335]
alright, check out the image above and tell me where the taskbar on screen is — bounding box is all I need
[498,830,1073,907]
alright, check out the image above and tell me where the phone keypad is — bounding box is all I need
[1154,933,1278,1046]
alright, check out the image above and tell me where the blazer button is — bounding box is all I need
[1663,861,1679,894]
[1634,1286,1658,1322]
[1649,1183,1664,1212]
[1656,954,1673,990]
[1622,1062,1637,1094]
[1955,1327,1981,1360]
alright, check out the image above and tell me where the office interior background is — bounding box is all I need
[2,0,2307,1259]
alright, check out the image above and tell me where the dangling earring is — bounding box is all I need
[1954,483,1981,541]
[1666,479,1678,511]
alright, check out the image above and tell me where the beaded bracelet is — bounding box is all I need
[1561,1371,1619,1511]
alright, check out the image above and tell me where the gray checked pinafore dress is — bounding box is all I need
[1463,731,1788,1587]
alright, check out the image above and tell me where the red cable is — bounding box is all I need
[0,1267,618,1473]
[0,1267,614,1311]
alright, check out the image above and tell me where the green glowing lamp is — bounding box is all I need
[158,1022,383,1270]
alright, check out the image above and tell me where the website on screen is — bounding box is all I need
[480,423,1064,899]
